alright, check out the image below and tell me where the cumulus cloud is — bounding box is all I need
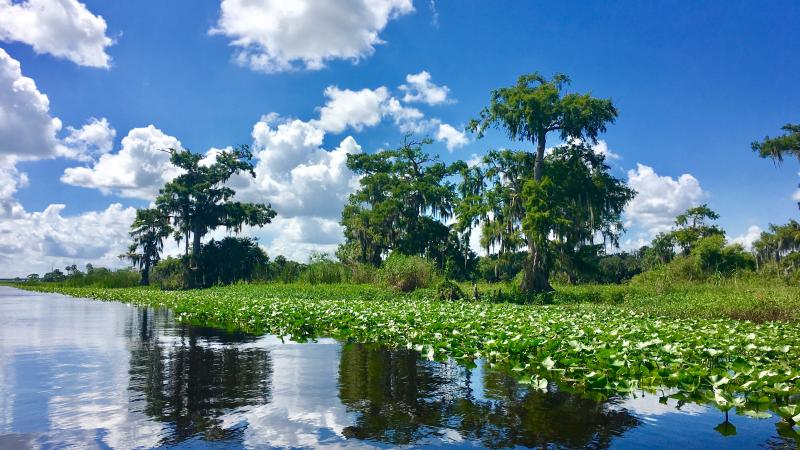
[399,70,451,105]
[592,140,620,160]
[436,122,468,151]
[60,125,183,199]
[310,81,464,153]
[0,0,113,68]
[313,86,389,133]
[61,117,116,161]
[0,48,63,159]
[730,225,762,251]
[244,115,362,220]
[210,0,414,73]
[0,202,136,276]
[624,163,707,237]
[0,159,28,218]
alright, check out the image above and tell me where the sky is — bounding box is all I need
[0,0,798,277]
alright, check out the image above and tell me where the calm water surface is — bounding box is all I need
[0,286,797,449]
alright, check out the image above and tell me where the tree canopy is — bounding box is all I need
[155,145,276,261]
[341,137,466,268]
[752,123,800,163]
[469,73,622,292]
[122,208,172,285]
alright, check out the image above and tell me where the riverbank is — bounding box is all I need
[9,282,800,425]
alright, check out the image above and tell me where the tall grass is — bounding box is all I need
[378,253,437,292]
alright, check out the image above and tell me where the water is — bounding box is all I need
[0,286,796,449]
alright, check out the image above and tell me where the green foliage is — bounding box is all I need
[25,265,141,288]
[476,253,526,282]
[378,253,437,292]
[347,262,378,284]
[594,252,643,284]
[670,204,724,255]
[121,208,172,285]
[155,145,276,266]
[753,220,800,281]
[258,255,305,283]
[301,253,350,285]
[41,269,65,282]
[752,123,800,163]
[341,137,464,268]
[200,237,268,286]
[461,145,633,291]
[692,235,755,276]
[62,267,141,288]
[435,278,465,301]
[151,257,189,291]
[468,73,624,293]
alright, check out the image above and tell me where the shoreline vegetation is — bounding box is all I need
[8,280,800,429]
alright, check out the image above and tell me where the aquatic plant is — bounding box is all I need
[17,283,800,428]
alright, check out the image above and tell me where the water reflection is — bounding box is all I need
[338,343,638,448]
[126,309,272,445]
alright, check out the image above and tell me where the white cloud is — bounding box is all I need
[730,225,762,251]
[210,0,414,73]
[466,153,483,168]
[0,158,28,218]
[244,116,362,220]
[310,77,462,153]
[0,48,63,160]
[624,163,707,237]
[61,117,116,161]
[793,172,800,202]
[399,70,451,105]
[592,140,620,160]
[0,202,136,276]
[313,86,389,133]
[60,125,183,199]
[0,0,113,68]
[436,122,468,151]
[382,97,425,133]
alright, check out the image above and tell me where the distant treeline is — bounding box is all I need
[32,72,796,296]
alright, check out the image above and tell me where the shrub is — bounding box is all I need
[64,267,140,288]
[435,279,465,301]
[200,237,268,286]
[301,254,350,284]
[476,252,526,283]
[350,263,377,284]
[692,235,755,277]
[378,253,437,292]
[152,257,189,290]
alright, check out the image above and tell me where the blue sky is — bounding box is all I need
[0,0,798,276]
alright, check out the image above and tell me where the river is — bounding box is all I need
[0,286,795,449]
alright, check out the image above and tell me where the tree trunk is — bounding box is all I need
[141,260,150,286]
[520,242,553,293]
[533,132,546,182]
[192,226,202,257]
[521,133,553,294]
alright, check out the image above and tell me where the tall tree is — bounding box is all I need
[341,137,463,266]
[458,144,633,292]
[468,72,619,292]
[123,208,172,285]
[155,145,276,264]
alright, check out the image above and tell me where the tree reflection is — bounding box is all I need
[126,309,273,445]
[338,343,639,449]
